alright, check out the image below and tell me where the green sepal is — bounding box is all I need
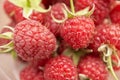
[79,74,90,80]
[11,50,17,58]
[62,48,74,57]
[34,6,51,13]
[75,7,90,16]
[30,0,51,13]
[72,52,81,66]
[0,32,13,39]
[85,4,95,17]
[2,26,14,32]
[0,41,14,53]
[29,0,42,7]
[23,7,33,19]
[9,0,51,19]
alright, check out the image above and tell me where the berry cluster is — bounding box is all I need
[1,0,120,80]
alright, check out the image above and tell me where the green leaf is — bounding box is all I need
[0,32,13,39]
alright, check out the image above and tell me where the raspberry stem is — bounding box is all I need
[107,55,118,80]
[98,44,119,80]
[70,0,75,13]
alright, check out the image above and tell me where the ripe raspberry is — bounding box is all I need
[20,65,44,80]
[89,24,120,52]
[110,4,120,24]
[78,55,108,80]
[13,20,56,61]
[43,3,65,36]
[3,0,18,19]
[60,16,95,50]
[30,58,49,68]
[44,55,78,80]
[14,8,44,23]
[75,0,109,25]
[55,0,71,6]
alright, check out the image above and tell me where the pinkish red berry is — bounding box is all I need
[13,20,56,61]
[60,16,95,50]
[44,55,78,80]
[78,55,108,80]
[20,65,44,80]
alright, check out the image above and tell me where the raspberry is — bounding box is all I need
[44,55,78,80]
[78,55,108,80]
[3,0,18,19]
[13,20,56,61]
[110,4,120,24]
[20,65,44,80]
[43,3,65,36]
[75,0,109,25]
[89,24,120,52]
[14,8,44,23]
[60,16,95,49]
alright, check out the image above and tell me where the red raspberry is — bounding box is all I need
[75,0,109,25]
[14,8,44,23]
[60,16,95,50]
[43,3,65,36]
[13,20,56,61]
[3,0,18,19]
[20,65,44,80]
[55,0,71,6]
[89,24,120,52]
[110,4,120,24]
[30,58,49,68]
[78,55,108,80]
[44,55,78,80]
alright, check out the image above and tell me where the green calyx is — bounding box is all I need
[98,44,120,80]
[62,48,93,66]
[79,74,91,80]
[51,0,95,23]
[0,26,16,58]
[9,0,51,19]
